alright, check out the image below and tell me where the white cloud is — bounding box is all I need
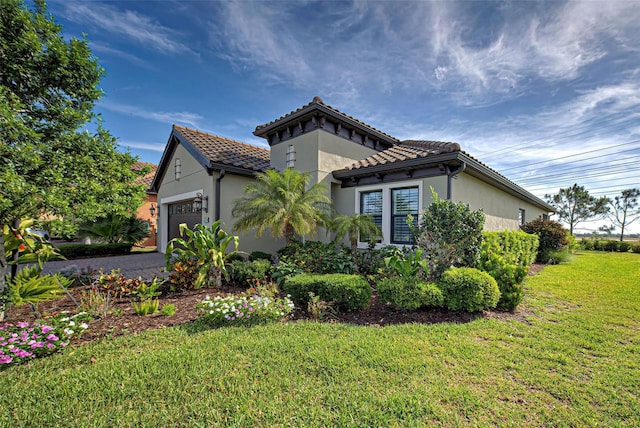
[89,42,153,69]
[57,1,197,57]
[100,102,204,128]
[118,141,166,152]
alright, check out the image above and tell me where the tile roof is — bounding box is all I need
[133,162,158,189]
[343,140,461,170]
[173,125,270,172]
[254,96,399,143]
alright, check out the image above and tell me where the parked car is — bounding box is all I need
[26,227,50,242]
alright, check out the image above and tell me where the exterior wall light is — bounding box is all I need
[175,158,181,180]
[194,192,208,213]
[149,204,156,217]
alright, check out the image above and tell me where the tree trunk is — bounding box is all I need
[284,223,295,245]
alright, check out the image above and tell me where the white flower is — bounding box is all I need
[64,328,74,336]
[68,321,76,327]
[80,323,89,330]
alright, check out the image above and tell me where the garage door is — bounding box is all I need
[168,200,202,241]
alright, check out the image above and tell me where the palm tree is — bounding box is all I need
[232,169,331,244]
[331,213,382,255]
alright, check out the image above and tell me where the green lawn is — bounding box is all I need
[1,251,638,427]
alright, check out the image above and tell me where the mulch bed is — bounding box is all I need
[5,263,546,346]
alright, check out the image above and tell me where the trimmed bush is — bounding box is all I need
[520,218,569,263]
[439,267,500,312]
[283,273,371,311]
[617,241,632,252]
[227,260,273,286]
[249,251,272,262]
[56,243,132,259]
[377,277,443,310]
[478,231,538,311]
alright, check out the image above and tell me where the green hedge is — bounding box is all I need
[56,243,132,259]
[580,238,637,253]
[283,273,371,311]
[439,267,500,313]
[377,277,443,310]
[478,231,538,311]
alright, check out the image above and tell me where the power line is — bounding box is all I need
[478,113,640,159]
[500,141,640,175]
[513,154,640,181]
[517,162,640,186]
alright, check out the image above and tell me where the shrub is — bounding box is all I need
[520,218,569,263]
[249,251,272,262]
[44,218,78,241]
[196,290,294,327]
[603,240,619,252]
[410,189,485,280]
[277,241,355,274]
[78,214,149,244]
[56,243,132,259]
[377,277,443,310]
[478,231,538,311]
[617,241,632,252]
[160,303,176,316]
[439,267,500,312]
[227,260,273,286]
[384,248,429,279]
[632,243,640,254]
[132,298,159,315]
[353,244,404,275]
[283,273,371,311]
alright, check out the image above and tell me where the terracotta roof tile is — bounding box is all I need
[344,140,460,170]
[133,162,158,189]
[173,125,270,172]
[255,96,399,143]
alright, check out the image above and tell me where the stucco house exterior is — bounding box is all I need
[150,97,553,254]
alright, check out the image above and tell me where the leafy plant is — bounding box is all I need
[79,288,113,319]
[132,299,160,316]
[410,189,485,280]
[161,304,176,316]
[227,260,273,286]
[438,267,500,313]
[165,221,239,288]
[7,266,68,307]
[44,218,78,241]
[249,251,272,262]
[276,240,355,274]
[271,261,303,286]
[167,257,199,291]
[306,292,337,321]
[377,277,443,310]
[384,248,429,278]
[78,214,149,244]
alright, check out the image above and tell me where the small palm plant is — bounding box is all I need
[331,213,382,256]
[232,168,331,244]
[165,220,239,288]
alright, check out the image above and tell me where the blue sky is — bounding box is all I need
[48,0,640,234]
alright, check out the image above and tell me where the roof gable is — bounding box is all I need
[149,125,270,192]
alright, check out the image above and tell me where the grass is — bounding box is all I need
[1,251,639,427]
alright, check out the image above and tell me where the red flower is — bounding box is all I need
[19,243,26,251]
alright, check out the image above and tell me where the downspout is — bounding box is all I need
[215,169,226,222]
[446,163,466,200]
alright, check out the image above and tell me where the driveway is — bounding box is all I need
[42,252,167,280]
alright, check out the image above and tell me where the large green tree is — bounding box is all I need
[0,0,146,294]
[232,168,331,244]
[545,184,609,235]
[606,188,640,241]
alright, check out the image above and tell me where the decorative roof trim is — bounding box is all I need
[254,97,398,148]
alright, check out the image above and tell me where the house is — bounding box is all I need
[133,162,158,247]
[150,97,553,254]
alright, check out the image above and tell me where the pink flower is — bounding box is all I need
[0,355,12,364]
[17,321,29,328]
[46,334,59,341]
[46,343,55,349]
[41,325,53,334]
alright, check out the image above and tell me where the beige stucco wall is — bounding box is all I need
[452,172,548,231]
[216,172,285,255]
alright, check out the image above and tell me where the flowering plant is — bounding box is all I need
[0,312,90,369]
[196,289,294,327]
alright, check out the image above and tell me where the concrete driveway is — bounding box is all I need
[42,252,167,280]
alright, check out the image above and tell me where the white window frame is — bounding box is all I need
[355,180,423,248]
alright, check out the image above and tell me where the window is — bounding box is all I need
[518,208,526,226]
[391,187,419,244]
[360,190,382,242]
